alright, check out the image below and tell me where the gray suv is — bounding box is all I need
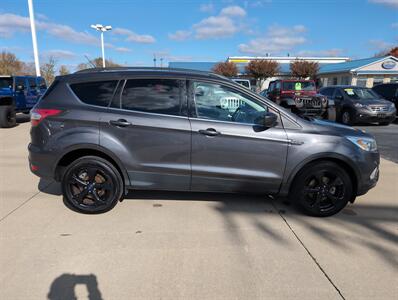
[29,68,380,217]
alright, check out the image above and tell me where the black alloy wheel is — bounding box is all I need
[62,156,123,213]
[290,161,353,217]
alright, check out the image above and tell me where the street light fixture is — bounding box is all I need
[90,24,112,68]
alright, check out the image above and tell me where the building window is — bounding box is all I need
[341,76,350,85]
[332,77,338,85]
[391,77,398,83]
[356,77,367,87]
[373,76,384,87]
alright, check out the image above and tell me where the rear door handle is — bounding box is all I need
[198,128,220,137]
[109,119,132,127]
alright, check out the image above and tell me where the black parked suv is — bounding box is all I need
[372,83,398,115]
[29,68,380,217]
[319,85,396,125]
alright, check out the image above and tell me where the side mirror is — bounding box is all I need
[255,111,278,128]
[334,95,343,100]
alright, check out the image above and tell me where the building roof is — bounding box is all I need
[318,56,398,74]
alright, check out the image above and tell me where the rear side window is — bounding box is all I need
[15,77,26,89]
[71,80,118,107]
[28,78,37,89]
[320,87,334,97]
[37,78,47,89]
[121,79,182,116]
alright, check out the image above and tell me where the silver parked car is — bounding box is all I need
[29,68,380,217]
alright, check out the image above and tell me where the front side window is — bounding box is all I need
[38,78,47,89]
[70,80,118,107]
[15,78,26,89]
[193,82,267,125]
[121,79,182,116]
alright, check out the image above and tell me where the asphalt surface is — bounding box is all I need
[0,119,397,299]
[356,122,398,163]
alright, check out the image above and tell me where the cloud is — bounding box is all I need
[220,5,247,17]
[239,25,307,55]
[194,15,237,39]
[200,3,215,13]
[113,27,155,43]
[369,0,398,8]
[168,5,247,40]
[0,12,99,45]
[115,47,132,53]
[368,39,394,50]
[42,49,76,59]
[168,30,192,41]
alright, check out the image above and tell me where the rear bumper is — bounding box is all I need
[28,143,56,180]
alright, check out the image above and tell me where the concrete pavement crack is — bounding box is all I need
[0,181,53,223]
[271,201,346,300]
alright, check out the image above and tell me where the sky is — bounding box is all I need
[0,0,397,71]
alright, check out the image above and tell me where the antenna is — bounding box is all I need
[84,55,96,68]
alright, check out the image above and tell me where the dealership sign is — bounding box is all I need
[382,60,396,70]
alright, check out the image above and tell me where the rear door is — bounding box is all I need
[100,77,191,191]
[188,80,288,194]
[26,77,38,108]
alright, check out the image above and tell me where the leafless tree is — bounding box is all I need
[290,60,319,79]
[77,57,121,70]
[0,51,23,75]
[40,56,57,84]
[58,65,70,76]
[212,61,238,77]
[245,59,280,91]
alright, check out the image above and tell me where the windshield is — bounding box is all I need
[0,78,12,89]
[283,81,315,91]
[343,88,378,100]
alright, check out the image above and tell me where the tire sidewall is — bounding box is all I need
[0,105,16,128]
[290,161,352,217]
[61,156,123,214]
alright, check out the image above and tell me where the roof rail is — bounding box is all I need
[73,66,228,79]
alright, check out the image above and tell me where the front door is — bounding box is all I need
[100,78,191,191]
[189,81,289,194]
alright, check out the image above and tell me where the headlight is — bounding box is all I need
[346,136,377,152]
[354,103,365,108]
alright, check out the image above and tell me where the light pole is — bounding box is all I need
[27,0,40,76]
[90,24,112,68]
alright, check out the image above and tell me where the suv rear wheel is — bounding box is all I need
[61,156,123,214]
[289,161,353,217]
[0,105,16,128]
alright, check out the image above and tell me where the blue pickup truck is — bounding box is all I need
[0,75,47,127]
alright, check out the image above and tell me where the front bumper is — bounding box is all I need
[355,150,380,196]
[355,109,396,124]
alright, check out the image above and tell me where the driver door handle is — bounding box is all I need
[198,128,220,137]
[109,119,132,127]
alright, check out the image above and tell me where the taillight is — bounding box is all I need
[30,109,62,127]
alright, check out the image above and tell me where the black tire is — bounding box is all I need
[340,109,353,125]
[0,105,16,128]
[289,161,353,217]
[61,156,123,214]
[379,121,390,126]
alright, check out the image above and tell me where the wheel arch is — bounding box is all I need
[54,145,130,190]
[282,154,359,202]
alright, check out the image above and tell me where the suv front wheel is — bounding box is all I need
[61,156,123,214]
[289,161,353,217]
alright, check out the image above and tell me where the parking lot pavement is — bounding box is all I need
[356,123,398,163]
[1,122,397,299]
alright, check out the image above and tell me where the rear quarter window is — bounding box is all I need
[70,80,118,107]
